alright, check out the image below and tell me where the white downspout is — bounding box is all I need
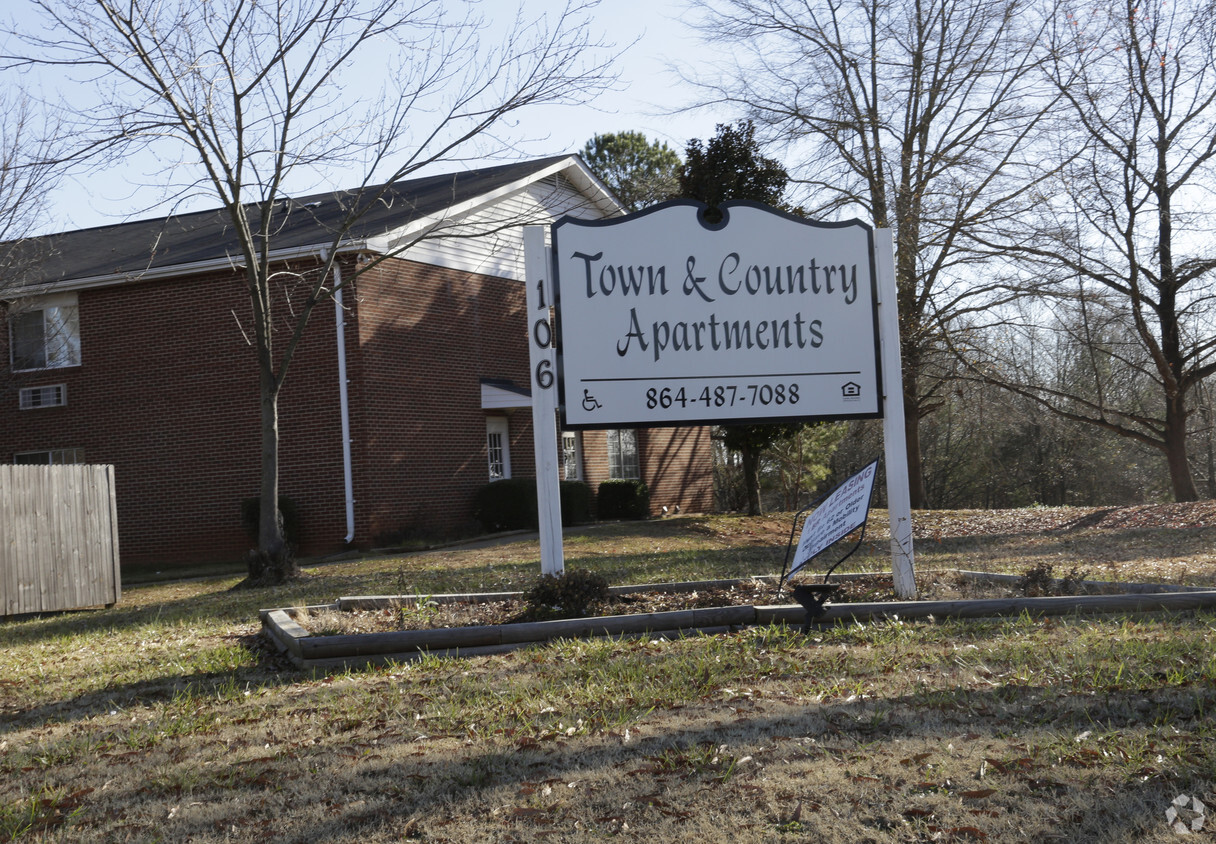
[328,253,356,544]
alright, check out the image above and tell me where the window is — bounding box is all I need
[14,448,85,465]
[607,429,639,479]
[19,384,67,410]
[9,294,80,371]
[561,431,582,480]
[486,417,511,480]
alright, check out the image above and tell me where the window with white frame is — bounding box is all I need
[486,417,511,481]
[14,448,85,465]
[606,429,640,479]
[9,293,81,371]
[561,431,582,480]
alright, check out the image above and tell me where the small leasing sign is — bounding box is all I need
[552,201,882,428]
[788,460,879,579]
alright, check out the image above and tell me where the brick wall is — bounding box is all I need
[640,426,715,514]
[347,259,536,542]
[0,264,348,566]
[0,255,717,568]
[576,426,715,516]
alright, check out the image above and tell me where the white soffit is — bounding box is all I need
[481,381,532,410]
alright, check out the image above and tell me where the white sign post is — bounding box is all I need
[523,226,564,576]
[874,229,916,597]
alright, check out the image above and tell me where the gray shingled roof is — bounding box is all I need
[13,156,573,286]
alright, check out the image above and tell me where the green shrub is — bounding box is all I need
[472,479,593,532]
[559,480,592,525]
[472,478,538,532]
[240,495,302,546]
[597,479,650,520]
[522,569,610,620]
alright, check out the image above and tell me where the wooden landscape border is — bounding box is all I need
[260,571,1216,671]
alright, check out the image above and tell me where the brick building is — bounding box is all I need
[0,157,714,568]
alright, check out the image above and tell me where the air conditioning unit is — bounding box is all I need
[18,384,67,410]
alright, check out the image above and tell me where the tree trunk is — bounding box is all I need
[250,380,297,583]
[904,403,930,510]
[894,219,929,511]
[902,365,930,509]
[741,445,762,516]
[1164,393,1199,502]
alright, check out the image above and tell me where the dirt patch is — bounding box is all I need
[298,570,1140,636]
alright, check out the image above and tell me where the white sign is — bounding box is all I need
[788,460,879,579]
[551,201,882,428]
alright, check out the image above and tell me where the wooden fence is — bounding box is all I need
[1,464,121,616]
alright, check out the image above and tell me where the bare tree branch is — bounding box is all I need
[972,0,1216,500]
[680,0,1064,507]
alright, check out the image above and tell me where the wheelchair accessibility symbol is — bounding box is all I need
[582,390,602,412]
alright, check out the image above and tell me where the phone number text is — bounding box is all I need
[645,383,800,410]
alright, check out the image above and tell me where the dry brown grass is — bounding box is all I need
[2,504,1216,842]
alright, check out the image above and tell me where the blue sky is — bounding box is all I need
[15,0,733,234]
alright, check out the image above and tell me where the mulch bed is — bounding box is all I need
[292,501,1216,638]
[302,570,1131,637]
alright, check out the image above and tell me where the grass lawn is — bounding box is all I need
[3,505,1216,842]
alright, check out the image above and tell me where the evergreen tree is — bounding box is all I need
[581,131,681,212]
[678,120,803,515]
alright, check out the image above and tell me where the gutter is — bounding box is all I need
[324,251,357,545]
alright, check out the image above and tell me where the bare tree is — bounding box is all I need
[0,90,61,289]
[0,89,65,398]
[944,308,1167,505]
[968,0,1216,502]
[682,0,1060,508]
[2,0,614,582]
